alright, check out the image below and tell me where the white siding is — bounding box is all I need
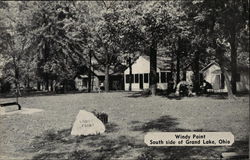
[203,64,227,92]
[203,64,249,92]
[124,56,168,91]
[124,56,161,74]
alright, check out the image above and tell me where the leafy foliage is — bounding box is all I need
[0,1,248,95]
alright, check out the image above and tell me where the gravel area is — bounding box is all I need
[0,92,249,159]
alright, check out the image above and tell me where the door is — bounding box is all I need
[213,75,220,90]
[139,74,143,89]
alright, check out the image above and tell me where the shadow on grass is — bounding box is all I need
[126,91,184,100]
[126,91,250,100]
[126,91,151,98]
[203,93,228,100]
[130,115,186,132]
[227,139,249,154]
[105,122,120,133]
[0,90,97,99]
[26,116,249,160]
[25,122,140,160]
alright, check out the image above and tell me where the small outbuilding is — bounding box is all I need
[75,67,124,92]
[200,62,249,93]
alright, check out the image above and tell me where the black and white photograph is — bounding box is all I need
[0,1,249,159]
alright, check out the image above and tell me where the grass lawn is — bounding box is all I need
[0,92,249,160]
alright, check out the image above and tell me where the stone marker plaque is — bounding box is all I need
[71,110,105,136]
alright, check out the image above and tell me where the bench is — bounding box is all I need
[0,102,21,110]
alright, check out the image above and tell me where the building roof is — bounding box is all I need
[93,63,126,76]
[201,61,249,73]
[200,61,218,72]
[141,55,171,71]
[76,63,126,79]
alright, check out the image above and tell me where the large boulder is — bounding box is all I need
[71,110,105,136]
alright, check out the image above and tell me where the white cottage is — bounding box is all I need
[201,62,249,93]
[124,55,172,91]
[75,67,125,92]
[75,75,100,91]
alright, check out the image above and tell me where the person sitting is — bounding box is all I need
[175,79,193,97]
[202,80,213,94]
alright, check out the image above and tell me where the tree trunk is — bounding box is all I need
[88,50,92,93]
[15,82,20,103]
[149,41,157,96]
[193,51,200,93]
[15,71,20,103]
[216,45,235,99]
[170,53,175,92]
[128,57,132,91]
[176,51,180,85]
[176,37,181,85]
[27,77,30,89]
[37,81,41,91]
[63,80,67,93]
[229,32,237,94]
[13,58,21,97]
[50,80,53,92]
[104,64,110,92]
[45,74,49,91]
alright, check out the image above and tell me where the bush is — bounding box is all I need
[0,79,11,93]
[141,89,151,96]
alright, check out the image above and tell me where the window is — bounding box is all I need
[157,73,159,83]
[161,72,166,83]
[220,74,225,89]
[135,74,139,83]
[144,73,149,83]
[167,72,172,83]
[126,75,134,83]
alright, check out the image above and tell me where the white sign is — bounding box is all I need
[144,132,234,146]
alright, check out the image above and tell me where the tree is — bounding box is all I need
[0,1,33,94]
[131,1,184,95]
[217,0,249,94]
[114,2,144,91]
[28,1,90,91]
[184,0,249,97]
[88,1,128,92]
